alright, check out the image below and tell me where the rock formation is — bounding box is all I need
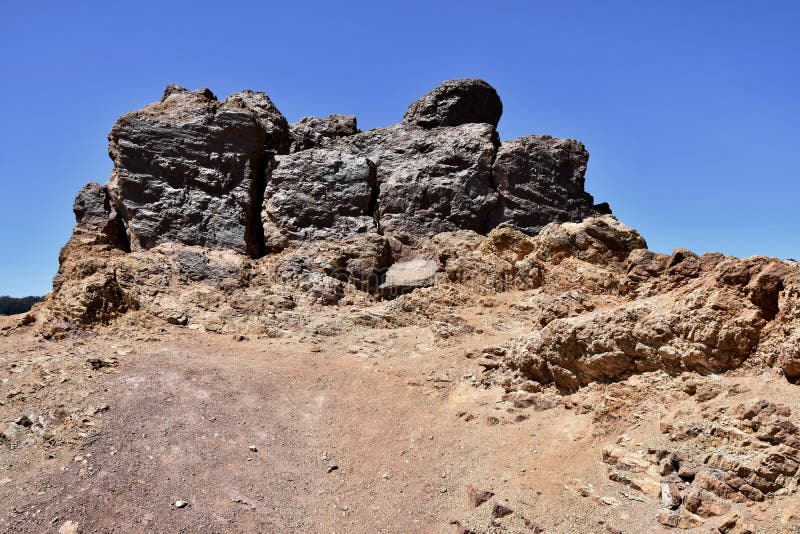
[107,85,289,257]
[7,77,800,534]
[84,78,610,259]
[40,78,800,390]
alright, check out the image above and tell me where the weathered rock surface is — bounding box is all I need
[41,79,800,395]
[329,122,499,239]
[262,149,377,249]
[289,114,359,152]
[403,78,502,128]
[107,85,289,257]
[474,217,800,392]
[492,135,611,234]
[69,79,616,258]
[379,258,438,296]
[70,182,129,250]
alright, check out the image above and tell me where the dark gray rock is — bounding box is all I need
[289,114,359,152]
[107,85,289,257]
[492,135,611,235]
[262,149,377,250]
[223,89,291,155]
[403,78,502,128]
[330,123,499,240]
[72,182,129,249]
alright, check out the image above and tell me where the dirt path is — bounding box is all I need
[1,317,667,534]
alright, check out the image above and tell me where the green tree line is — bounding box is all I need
[0,296,44,316]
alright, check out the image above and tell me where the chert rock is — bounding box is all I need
[493,135,610,235]
[262,149,377,250]
[107,85,289,257]
[330,123,499,239]
[403,78,502,128]
[289,114,359,152]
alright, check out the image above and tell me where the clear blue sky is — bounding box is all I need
[1,1,798,296]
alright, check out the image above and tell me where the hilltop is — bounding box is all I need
[1,79,799,533]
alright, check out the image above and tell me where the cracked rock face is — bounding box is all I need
[107,85,289,257]
[90,79,610,254]
[71,182,129,250]
[262,149,377,249]
[329,122,500,239]
[289,114,359,152]
[492,135,610,235]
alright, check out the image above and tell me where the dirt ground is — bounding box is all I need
[1,300,799,533]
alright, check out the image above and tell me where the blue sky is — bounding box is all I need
[1,1,798,296]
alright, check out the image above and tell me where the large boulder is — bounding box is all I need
[107,85,289,257]
[493,135,610,235]
[330,123,499,239]
[289,114,359,152]
[262,149,377,249]
[403,78,502,128]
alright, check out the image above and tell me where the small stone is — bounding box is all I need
[174,500,189,508]
[327,464,339,473]
[14,415,32,427]
[1,423,21,441]
[467,485,494,508]
[656,511,678,528]
[492,504,513,518]
[248,445,258,452]
[87,358,118,370]
[58,521,80,534]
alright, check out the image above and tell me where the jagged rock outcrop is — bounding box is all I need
[403,78,502,128]
[81,78,609,254]
[289,114,359,152]
[42,78,800,389]
[493,135,611,235]
[107,85,289,257]
[70,182,129,249]
[473,217,800,392]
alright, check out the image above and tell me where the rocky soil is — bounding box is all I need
[2,79,799,533]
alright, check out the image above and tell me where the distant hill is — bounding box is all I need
[0,295,44,316]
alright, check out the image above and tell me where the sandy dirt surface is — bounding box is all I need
[2,303,799,533]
